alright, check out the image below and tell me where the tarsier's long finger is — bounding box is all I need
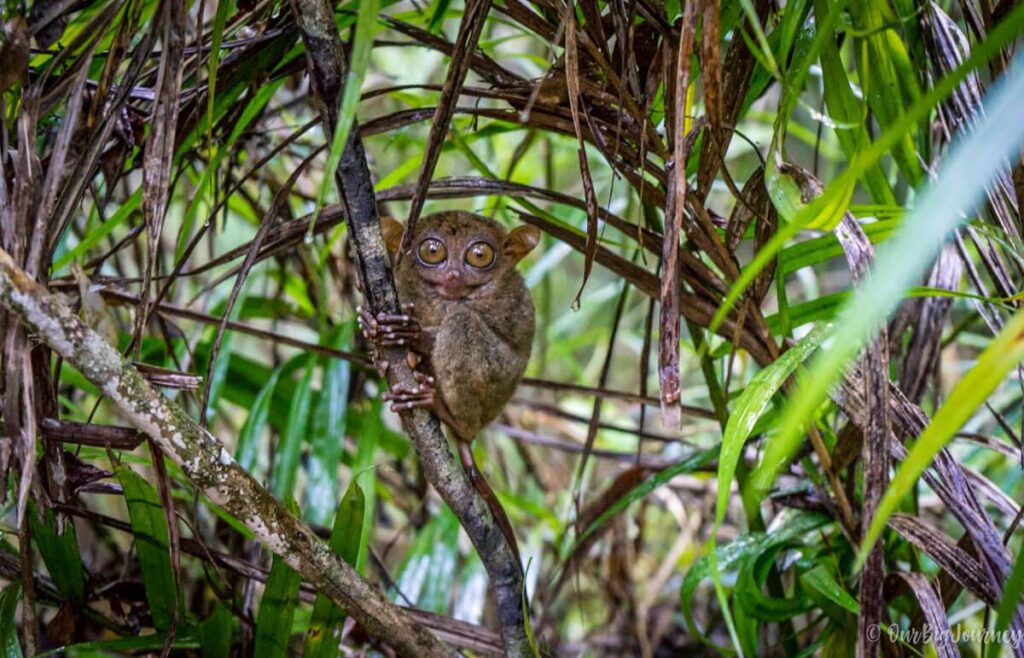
[388,397,434,411]
[377,338,411,347]
[375,313,418,325]
[377,328,420,339]
[356,306,379,339]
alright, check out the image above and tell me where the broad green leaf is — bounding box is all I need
[716,322,831,526]
[860,307,1024,565]
[306,324,354,525]
[271,360,315,500]
[255,501,302,658]
[779,219,900,275]
[30,505,85,605]
[0,582,21,658]
[394,507,459,614]
[53,190,141,272]
[800,565,859,617]
[995,536,1024,639]
[236,367,283,474]
[40,632,199,657]
[849,0,923,186]
[303,482,365,658]
[764,294,847,334]
[117,465,178,632]
[681,513,829,648]
[199,604,233,658]
[734,544,812,621]
[814,0,895,204]
[707,323,830,657]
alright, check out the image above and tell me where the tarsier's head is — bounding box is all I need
[382,211,540,301]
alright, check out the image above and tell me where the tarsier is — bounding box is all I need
[358,210,540,561]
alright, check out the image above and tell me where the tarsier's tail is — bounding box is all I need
[458,441,523,572]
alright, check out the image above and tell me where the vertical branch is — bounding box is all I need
[286,1,535,655]
[659,0,700,429]
[136,0,186,354]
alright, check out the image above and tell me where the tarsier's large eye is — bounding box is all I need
[417,238,447,265]
[465,241,495,269]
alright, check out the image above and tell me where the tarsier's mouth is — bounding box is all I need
[434,281,484,300]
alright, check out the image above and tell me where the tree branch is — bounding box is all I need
[287,0,534,655]
[0,248,452,658]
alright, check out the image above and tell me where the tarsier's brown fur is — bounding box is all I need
[359,210,539,565]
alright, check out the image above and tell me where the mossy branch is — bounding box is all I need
[0,247,452,658]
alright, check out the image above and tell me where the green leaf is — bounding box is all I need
[41,632,199,657]
[681,513,829,647]
[254,503,302,658]
[303,482,365,658]
[994,536,1024,639]
[236,367,283,474]
[394,507,459,614]
[271,361,315,500]
[351,398,383,572]
[814,0,895,204]
[30,505,85,605]
[53,191,141,272]
[117,465,178,632]
[306,325,354,525]
[716,322,831,526]
[750,45,1024,510]
[574,446,720,550]
[199,604,233,658]
[0,583,22,658]
[734,545,813,621]
[706,323,829,655]
[859,307,1024,566]
[800,565,858,619]
[425,0,451,33]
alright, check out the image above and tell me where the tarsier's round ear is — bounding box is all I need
[380,216,405,254]
[504,225,541,263]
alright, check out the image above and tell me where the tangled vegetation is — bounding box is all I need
[1,0,1023,656]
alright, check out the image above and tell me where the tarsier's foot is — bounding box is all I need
[357,303,420,376]
[382,369,437,412]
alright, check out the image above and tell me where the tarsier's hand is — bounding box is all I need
[357,303,420,376]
